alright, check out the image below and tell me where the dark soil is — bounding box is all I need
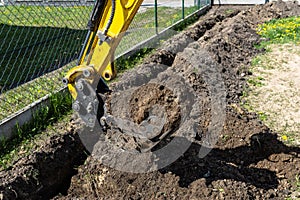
[1,1,300,200]
[0,121,87,200]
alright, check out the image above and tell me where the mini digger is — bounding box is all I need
[62,0,172,151]
[63,0,145,127]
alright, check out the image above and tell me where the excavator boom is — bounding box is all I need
[63,0,144,127]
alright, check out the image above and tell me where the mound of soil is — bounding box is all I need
[1,1,300,200]
[56,2,300,199]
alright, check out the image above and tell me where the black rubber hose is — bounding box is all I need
[88,0,107,31]
[103,0,116,35]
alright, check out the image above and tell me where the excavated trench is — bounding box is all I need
[0,128,87,200]
[1,2,300,199]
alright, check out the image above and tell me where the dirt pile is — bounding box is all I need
[55,2,300,200]
[1,1,300,200]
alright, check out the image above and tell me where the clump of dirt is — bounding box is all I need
[129,83,181,133]
[99,82,181,152]
[55,2,300,200]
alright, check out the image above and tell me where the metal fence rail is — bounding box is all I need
[0,0,211,130]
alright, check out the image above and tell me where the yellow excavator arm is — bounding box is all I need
[62,0,144,127]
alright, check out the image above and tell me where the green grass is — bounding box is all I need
[116,48,154,73]
[257,111,268,122]
[0,5,91,29]
[0,91,72,170]
[247,76,265,87]
[224,8,235,15]
[296,174,300,191]
[116,6,203,72]
[285,174,300,199]
[0,5,91,90]
[0,62,73,120]
[0,24,87,90]
[251,57,262,66]
[117,6,200,55]
[257,16,300,47]
[248,16,300,89]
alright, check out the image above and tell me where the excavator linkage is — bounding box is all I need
[63,0,144,127]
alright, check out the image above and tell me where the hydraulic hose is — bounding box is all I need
[103,0,116,36]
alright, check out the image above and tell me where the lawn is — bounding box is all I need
[0,5,92,29]
[0,5,92,92]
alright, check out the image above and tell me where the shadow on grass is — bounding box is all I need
[0,23,87,92]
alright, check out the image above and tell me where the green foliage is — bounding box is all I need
[251,57,262,66]
[257,16,300,45]
[225,9,234,15]
[0,5,202,92]
[296,174,300,190]
[257,111,268,121]
[0,91,72,169]
[116,48,154,73]
[0,24,87,90]
[247,76,265,87]
[174,14,199,31]
[0,5,90,89]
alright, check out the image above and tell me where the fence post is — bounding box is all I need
[197,0,200,9]
[182,0,185,19]
[154,0,158,34]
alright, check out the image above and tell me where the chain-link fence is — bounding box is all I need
[0,0,211,122]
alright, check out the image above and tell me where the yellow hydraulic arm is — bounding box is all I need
[62,0,144,127]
